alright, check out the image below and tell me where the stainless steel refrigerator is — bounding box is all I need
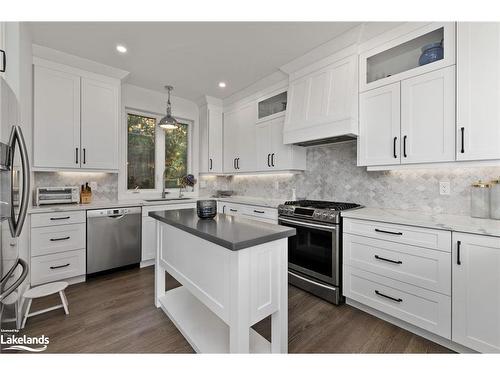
[0,75,31,335]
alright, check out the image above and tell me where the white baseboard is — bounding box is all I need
[346,298,476,353]
[140,259,155,268]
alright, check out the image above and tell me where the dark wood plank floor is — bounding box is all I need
[13,266,452,353]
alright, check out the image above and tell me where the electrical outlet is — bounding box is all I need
[89,181,97,191]
[439,181,450,195]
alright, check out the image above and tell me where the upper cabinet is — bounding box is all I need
[199,97,223,174]
[284,53,358,145]
[358,23,456,168]
[456,23,500,161]
[33,60,120,171]
[359,22,455,92]
[257,91,287,122]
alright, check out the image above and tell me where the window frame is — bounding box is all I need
[121,108,195,198]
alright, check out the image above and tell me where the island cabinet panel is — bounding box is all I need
[158,224,232,323]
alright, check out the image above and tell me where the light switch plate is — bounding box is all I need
[439,181,450,195]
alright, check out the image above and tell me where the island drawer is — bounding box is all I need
[343,233,451,294]
[343,218,451,252]
[343,265,451,339]
[31,210,86,228]
[31,249,86,286]
[31,223,86,257]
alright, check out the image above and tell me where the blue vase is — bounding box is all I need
[418,42,444,66]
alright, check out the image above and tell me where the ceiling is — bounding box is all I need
[29,22,360,101]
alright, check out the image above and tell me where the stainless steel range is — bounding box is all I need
[278,200,362,304]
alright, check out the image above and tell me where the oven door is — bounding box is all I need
[279,216,339,285]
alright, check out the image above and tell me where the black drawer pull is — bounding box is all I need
[460,127,465,154]
[403,135,407,158]
[229,209,238,212]
[375,290,403,303]
[374,255,402,264]
[50,263,70,270]
[375,228,403,236]
[457,240,462,265]
[50,216,71,221]
[253,210,265,214]
[50,236,70,242]
[393,137,397,158]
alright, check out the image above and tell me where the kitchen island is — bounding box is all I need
[149,208,295,354]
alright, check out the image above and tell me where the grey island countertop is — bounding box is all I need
[149,208,296,251]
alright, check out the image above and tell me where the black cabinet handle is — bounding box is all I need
[375,228,403,236]
[253,210,265,214]
[236,158,240,169]
[460,127,465,154]
[0,49,5,72]
[83,148,86,164]
[375,255,402,264]
[75,147,79,164]
[403,135,407,158]
[50,216,70,221]
[267,154,271,167]
[229,208,238,212]
[393,137,397,158]
[50,236,70,242]
[209,158,212,170]
[271,153,275,167]
[50,263,70,270]
[375,290,403,303]
[457,240,462,265]
[233,158,236,169]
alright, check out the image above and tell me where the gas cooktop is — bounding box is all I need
[278,200,362,224]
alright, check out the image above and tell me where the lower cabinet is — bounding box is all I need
[452,233,500,353]
[30,210,86,286]
[141,203,197,263]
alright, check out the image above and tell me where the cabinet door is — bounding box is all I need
[401,66,455,164]
[457,23,500,161]
[199,105,210,174]
[285,78,309,131]
[236,102,257,172]
[256,123,272,170]
[223,110,238,173]
[80,77,119,170]
[33,65,81,169]
[141,217,156,262]
[358,82,401,166]
[208,106,223,173]
[452,233,500,353]
[270,117,293,170]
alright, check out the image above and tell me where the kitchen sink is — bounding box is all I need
[144,198,193,202]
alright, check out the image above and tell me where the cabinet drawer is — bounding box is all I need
[31,210,86,227]
[242,206,277,221]
[343,234,451,294]
[343,218,451,251]
[31,249,86,286]
[31,224,86,257]
[343,266,451,338]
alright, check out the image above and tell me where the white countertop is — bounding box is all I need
[342,206,500,237]
[28,196,284,214]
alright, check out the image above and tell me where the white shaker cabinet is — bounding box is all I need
[400,66,455,164]
[80,77,120,170]
[33,60,120,171]
[457,23,500,161]
[358,82,401,166]
[452,233,500,353]
[33,65,81,169]
[256,116,306,171]
[199,97,224,174]
[223,109,239,173]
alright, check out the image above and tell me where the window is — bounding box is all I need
[127,113,156,189]
[126,111,192,193]
[164,122,189,188]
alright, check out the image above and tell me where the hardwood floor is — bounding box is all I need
[13,266,452,353]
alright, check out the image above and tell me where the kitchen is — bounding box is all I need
[1,4,500,372]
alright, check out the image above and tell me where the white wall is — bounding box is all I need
[119,83,200,198]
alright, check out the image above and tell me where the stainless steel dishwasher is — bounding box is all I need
[86,207,142,275]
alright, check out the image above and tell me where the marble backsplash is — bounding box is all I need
[200,141,500,216]
[33,172,118,202]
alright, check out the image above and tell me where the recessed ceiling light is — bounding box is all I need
[218,82,226,88]
[116,44,127,53]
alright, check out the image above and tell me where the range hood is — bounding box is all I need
[294,134,357,147]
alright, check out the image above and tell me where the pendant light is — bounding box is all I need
[159,85,178,129]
